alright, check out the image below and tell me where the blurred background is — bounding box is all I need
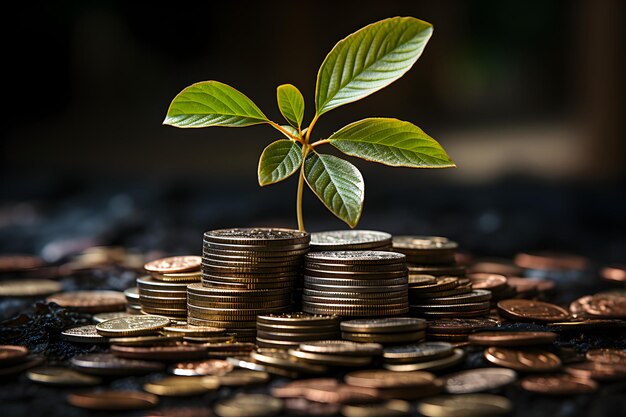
[1,0,625,262]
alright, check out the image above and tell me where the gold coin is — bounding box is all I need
[96,316,170,337]
[218,369,270,386]
[143,376,219,396]
[418,394,512,417]
[251,349,327,374]
[93,312,134,324]
[0,279,62,297]
[164,325,226,336]
[144,256,201,273]
[62,325,109,344]
[383,349,466,372]
[214,393,283,417]
[345,369,436,388]
[299,340,383,356]
[152,271,201,282]
[26,366,101,386]
[342,331,425,344]
[342,400,411,417]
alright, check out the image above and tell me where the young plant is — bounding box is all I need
[164,16,455,231]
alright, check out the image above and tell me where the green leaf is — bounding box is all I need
[164,81,268,128]
[328,118,455,168]
[315,17,433,116]
[277,84,305,128]
[258,140,303,186]
[281,125,299,138]
[304,152,364,228]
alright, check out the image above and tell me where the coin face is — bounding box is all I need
[497,299,570,322]
[214,393,283,417]
[521,374,597,395]
[468,331,557,347]
[484,347,561,372]
[418,394,512,417]
[310,230,392,250]
[61,325,109,344]
[0,279,62,297]
[46,290,126,313]
[205,228,309,244]
[96,316,170,337]
[144,256,201,273]
[67,390,159,410]
[444,368,517,394]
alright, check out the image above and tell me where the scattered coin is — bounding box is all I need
[70,353,164,375]
[564,361,626,380]
[92,311,134,323]
[67,390,159,410]
[26,366,101,386]
[144,376,219,396]
[214,393,283,417]
[0,345,29,365]
[468,331,558,347]
[418,394,512,417]
[497,299,570,322]
[342,400,411,417]
[345,369,436,388]
[383,349,465,372]
[170,359,234,376]
[444,368,517,394]
[585,348,626,364]
[383,342,454,364]
[144,255,202,274]
[251,349,327,374]
[47,290,126,313]
[218,369,270,386]
[61,325,109,344]
[111,344,207,361]
[484,347,561,372]
[96,315,170,337]
[299,340,383,356]
[601,265,626,283]
[0,279,62,297]
[521,374,598,395]
[514,251,588,271]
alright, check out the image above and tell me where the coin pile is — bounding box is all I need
[340,317,427,345]
[135,255,202,319]
[409,275,491,319]
[382,341,465,372]
[124,287,142,314]
[310,230,392,251]
[303,251,409,317]
[195,228,309,340]
[256,313,340,349]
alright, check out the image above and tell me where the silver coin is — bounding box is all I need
[383,342,454,361]
[306,251,405,265]
[392,236,457,250]
[310,230,392,250]
[204,228,309,244]
[444,368,518,394]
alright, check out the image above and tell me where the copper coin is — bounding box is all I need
[468,331,557,347]
[0,355,44,376]
[507,277,555,294]
[144,256,201,274]
[565,361,626,380]
[46,290,126,313]
[0,255,44,272]
[426,318,500,334]
[345,370,435,389]
[585,348,626,365]
[601,265,626,283]
[444,368,517,394]
[521,374,597,395]
[0,279,62,297]
[497,299,569,322]
[467,273,508,292]
[0,345,29,365]
[580,293,626,319]
[67,390,158,410]
[111,344,207,361]
[468,260,522,276]
[304,384,378,404]
[170,359,234,376]
[484,347,561,372]
[283,397,341,417]
[514,251,588,271]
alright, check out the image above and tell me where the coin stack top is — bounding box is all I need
[302,251,409,317]
[310,230,392,251]
[194,228,309,341]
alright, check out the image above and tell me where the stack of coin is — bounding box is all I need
[256,313,340,349]
[425,318,500,342]
[310,230,392,251]
[302,251,409,317]
[409,276,491,319]
[196,228,309,339]
[393,236,457,265]
[187,283,294,342]
[287,340,383,368]
[340,318,427,345]
[382,342,466,372]
[124,287,142,314]
[136,276,188,319]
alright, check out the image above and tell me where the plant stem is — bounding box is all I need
[267,121,303,143]
[305,115,319,144]
[296,145,311,231]
[311,139,330,148]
